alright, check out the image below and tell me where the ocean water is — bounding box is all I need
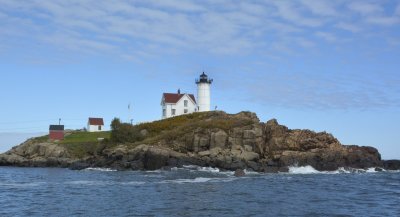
[0,166,399,217]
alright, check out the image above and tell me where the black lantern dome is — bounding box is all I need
[195,72,213,84]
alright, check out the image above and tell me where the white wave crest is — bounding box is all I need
[84,167,117,172]
[159,177,236,184]
[243,169,261,175]
[120,181,146,185]
[66,180,145,185]
[182,165,235,176]
[0,182,46,188]
[196,166,220,173]
[66,180,112,185]
[288,165,387,174]
[288,165,320,174]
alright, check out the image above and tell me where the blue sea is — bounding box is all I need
[0,166,399,217]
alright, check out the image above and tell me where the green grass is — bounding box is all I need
[60,131,110,144]
[30,135,49,143]
[27,131,112,158]
[133,111,255,148]
[59,131,111,158]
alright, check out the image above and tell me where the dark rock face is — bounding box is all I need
[382,160,400,170]
[234,169,245,177]
[0,111,392,172]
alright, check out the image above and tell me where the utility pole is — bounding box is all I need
[58,118,61,125]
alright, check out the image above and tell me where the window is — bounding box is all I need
[184,109,188,114]
[171,109,176,116]
[98,126,102,130]
[163,109,166,117]
[184,100,188,107]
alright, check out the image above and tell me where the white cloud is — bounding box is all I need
[366,16,399,26]
[269,1,324,27]
[144,0,206,12]
[300,0,338,16]
[0,0,398,61]
[241,70,400,110]
[396,3,400,16]
[335,22,362,33]
[348,2,383,15]
[315,31,336,42]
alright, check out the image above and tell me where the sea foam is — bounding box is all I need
[287,165,386,174]
[84,167,117,172]
[288,165,320,174]
[158,177,236,184]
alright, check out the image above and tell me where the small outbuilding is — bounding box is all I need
[87,117,104,132]
[49,125,64,140]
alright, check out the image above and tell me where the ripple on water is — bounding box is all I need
[0,167,399,216]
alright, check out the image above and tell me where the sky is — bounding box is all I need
[0,0,399,159]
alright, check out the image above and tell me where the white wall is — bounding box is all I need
[87,124,103,132]
[161,94,197,119]
[197,83,211,112]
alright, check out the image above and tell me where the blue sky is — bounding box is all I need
[0,0,399,159]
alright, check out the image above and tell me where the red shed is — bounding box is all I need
[49,125,64,140]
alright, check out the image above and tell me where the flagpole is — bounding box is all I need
[128,103,133,125]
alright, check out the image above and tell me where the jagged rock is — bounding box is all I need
[193,134,209,152]
[234,169,245,177]
[198,150,210,157]
[210,130,227,149]
[239,151,259,162]
[69,162,91,170]
[244,145,253,152]
[382,160,400,170]
[143,147,170,170]
[0,111,391,172]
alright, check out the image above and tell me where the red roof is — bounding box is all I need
[88,117,104,125]
[163,93,196,104]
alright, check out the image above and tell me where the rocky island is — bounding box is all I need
[1,111,399,172]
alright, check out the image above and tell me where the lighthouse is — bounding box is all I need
[195,72,213,112]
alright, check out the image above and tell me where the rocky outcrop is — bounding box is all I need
[382,160,400,170]
[261,119,383,171]
[0,111,394,172]
[0,140,75,167]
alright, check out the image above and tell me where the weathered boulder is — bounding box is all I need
[210,130,227,149]
[234,169,245,177]
[143,147,170,170]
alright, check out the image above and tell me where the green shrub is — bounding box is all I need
[110,118,144,143]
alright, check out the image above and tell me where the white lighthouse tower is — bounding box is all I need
[196,72,213,112]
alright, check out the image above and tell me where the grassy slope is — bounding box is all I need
[29,131,111,158]
[61,131,111,158]
[61,131,110,144]
[133,111,254,150]
[27,111,255,158]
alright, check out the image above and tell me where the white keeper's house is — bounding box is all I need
[87,117,104,132]
[161,72,213,119]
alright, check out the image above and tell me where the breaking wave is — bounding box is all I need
[65,180,145,185]
[287,165,388,174]
[158,177,236,184]
[83,167,117,172]
[0,182,46,188]
[288,165,320,174]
